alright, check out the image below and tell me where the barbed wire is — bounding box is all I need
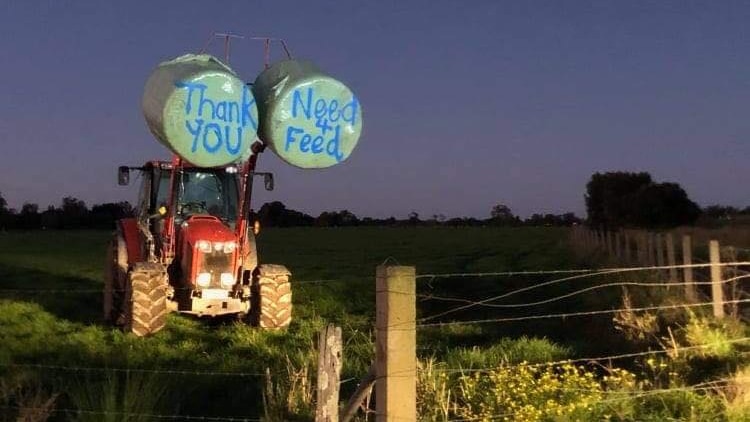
[0,405,260,421]
[417,266,750,323]
[416,298,750,328]
[416,261,750,281]
[0,277,373,294]
[431,336,750,373]
[418,273,750,322]
[0,362,267,377]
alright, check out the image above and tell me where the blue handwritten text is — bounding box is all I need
[174,82,257,156]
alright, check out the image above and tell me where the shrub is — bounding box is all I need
[454,363,607,422]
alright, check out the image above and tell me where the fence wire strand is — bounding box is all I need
[419,273,750,322]
[0,405,260,421]
[0,362,266,377]
[417,298,750,328]
[432,336,750,373]
[417,263,750,323]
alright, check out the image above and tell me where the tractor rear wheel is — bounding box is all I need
[252,264,292,329]
[125,263,168,337]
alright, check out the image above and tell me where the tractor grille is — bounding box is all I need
[198,251,232,288]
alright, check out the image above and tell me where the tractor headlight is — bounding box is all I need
[223,241,236,254]
[220,273,234,288]
[196,272,211,287]
[196,240,212,253]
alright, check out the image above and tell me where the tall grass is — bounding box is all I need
[62,371,168,422]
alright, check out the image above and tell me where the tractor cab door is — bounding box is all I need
[150,166,173,255]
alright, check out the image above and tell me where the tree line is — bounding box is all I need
[252,201,582,228]
[0,196,134,230]
[1,170,736,231]
[0,193,582,230]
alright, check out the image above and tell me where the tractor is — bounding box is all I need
[103,142,292,336]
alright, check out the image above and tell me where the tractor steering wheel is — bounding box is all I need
[180,201,209,216]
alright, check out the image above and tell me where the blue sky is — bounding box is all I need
[1,1,748,218]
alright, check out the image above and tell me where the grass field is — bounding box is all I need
[1,227,749,421]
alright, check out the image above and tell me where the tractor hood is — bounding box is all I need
[181,215,236,246]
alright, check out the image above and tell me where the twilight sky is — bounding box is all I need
[1,1,748,219]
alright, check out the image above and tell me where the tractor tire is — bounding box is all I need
[125,263,169,337]
[104,233,128,324]
[251,264,292,329]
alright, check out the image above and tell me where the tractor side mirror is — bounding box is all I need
[264,174,274,191]
[118,166,130,186]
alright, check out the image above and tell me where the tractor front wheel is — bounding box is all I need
[251,264,292,329]
[125,263,169,337]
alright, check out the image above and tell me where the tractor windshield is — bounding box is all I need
[176,169,239,226]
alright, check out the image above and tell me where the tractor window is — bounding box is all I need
[136,171,151,220]
[154,170,172,211]
[177,170,239,225]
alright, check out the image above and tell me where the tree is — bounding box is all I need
[490,204,518,226]
[19,203,40,229]
[258,201,314,227]
[0,191,10,229]
[41,205,61,229]
[585,172,652,229]
[585,172,700,229]
[628,183,701,228]
[60,196,88,228]
[408,211,420,225]
[90,201,134,228]
[703,205,739,221]
[316,210,359,227]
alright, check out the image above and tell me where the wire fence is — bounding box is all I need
[4,230,750,420]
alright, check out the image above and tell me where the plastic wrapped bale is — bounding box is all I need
[142,54,259,167]
[252,59,363,169]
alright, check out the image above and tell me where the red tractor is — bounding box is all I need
[103,142,292,336]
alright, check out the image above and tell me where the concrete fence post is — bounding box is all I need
[709,240,725,319]
[376,265,416,422]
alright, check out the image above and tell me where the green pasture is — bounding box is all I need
[1,227,748,421]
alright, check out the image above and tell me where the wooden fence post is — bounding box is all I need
[655,233,665,280]
[624,231,632,263]
[636,232,645,264]
[316,324,342,422]
[682,235,697,302]
[724,246,739,318]
[665,233,677,283]
[376,265,416,422]
[615,232,622,261]
[709,240,725,319]
[647,232,656,266]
